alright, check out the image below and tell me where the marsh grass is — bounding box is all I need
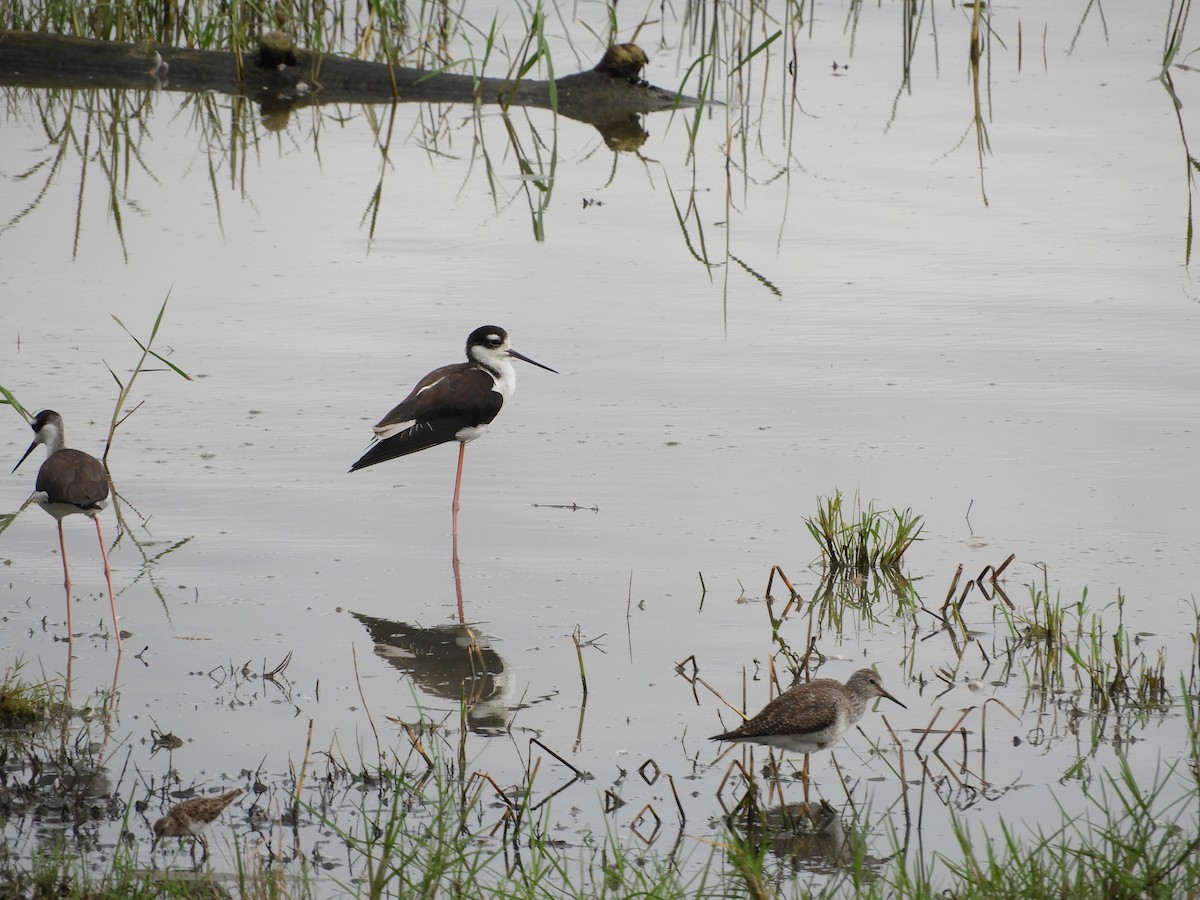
[16,824,243,899]
[0,661,67,727]
[0,670,137,895]
[997,570,1173,725]
[805,490,924,573]
[303,731,727,898]
[8,0,1187,263]
[3,0,1015,257]
[7,758,1198,898]
[2,642,1198,899]
[1,0,475,246]
[928,756,1200,899]
[492,2,559,241]
[1160,0,1197,262]
[0,86,160,259]
[103,290,192,460]
[0,0,459,65]
[0,290,191,454]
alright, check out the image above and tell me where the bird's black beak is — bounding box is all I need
[879,688,907,709]
[509,349,559,374]
[12,439,38,474]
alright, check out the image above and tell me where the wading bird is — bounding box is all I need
[13,409,120,649]
[350,326,557,533]
[711,668,905,781]
[153,788,243,858]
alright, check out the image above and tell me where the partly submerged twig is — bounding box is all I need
[571,626,589,697]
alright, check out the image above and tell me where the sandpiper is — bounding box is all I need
[153,788,243,855]
[711,668,905,754]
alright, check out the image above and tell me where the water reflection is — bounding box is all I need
[764,803,881,876]
[351,611,512,736]
[0,674,124,861]
[1,33,685,248]
[723,799,886,881]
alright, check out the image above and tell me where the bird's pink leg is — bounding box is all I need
[452,530,465,624]
[57,520,73,643]
[93,517,121,651]
[451,442,466,535]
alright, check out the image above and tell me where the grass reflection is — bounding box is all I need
[7,0,1156,262]
[3,86,162,259]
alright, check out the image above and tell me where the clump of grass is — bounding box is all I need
[8,831,235,899]
[0,663,66,728]
[805,490,924,572]
[999,571,1172,720]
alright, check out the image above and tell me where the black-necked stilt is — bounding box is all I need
[13,409,120,649]
[711,669,904,755]
[350,326,557,532]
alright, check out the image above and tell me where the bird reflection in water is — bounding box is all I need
[729,800,887,879]
[351,612,512,736]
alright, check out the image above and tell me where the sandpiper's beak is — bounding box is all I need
[508,349,559,374]
[12,439,39,474]
[878,687,907,709]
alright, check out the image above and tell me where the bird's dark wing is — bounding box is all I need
[350,365,504,472]
[349,419,464,471]
[373,364,502,433]
[36,450,109,509]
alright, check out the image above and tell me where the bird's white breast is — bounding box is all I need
[490,359,516,401]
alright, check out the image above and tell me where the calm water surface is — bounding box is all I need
[2,1,1198,892]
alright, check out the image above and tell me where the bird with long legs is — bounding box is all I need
[350,326,557,534]
[13,409,121,650]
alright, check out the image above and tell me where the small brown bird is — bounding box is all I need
[153,789,243,855]
[711,668,905,754]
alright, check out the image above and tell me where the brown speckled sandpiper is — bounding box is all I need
[153,789,243,854]
[711,668,905,754]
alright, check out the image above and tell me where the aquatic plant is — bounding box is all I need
[805,490,924,572]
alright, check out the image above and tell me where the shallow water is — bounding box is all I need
[2,0,1199,893]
